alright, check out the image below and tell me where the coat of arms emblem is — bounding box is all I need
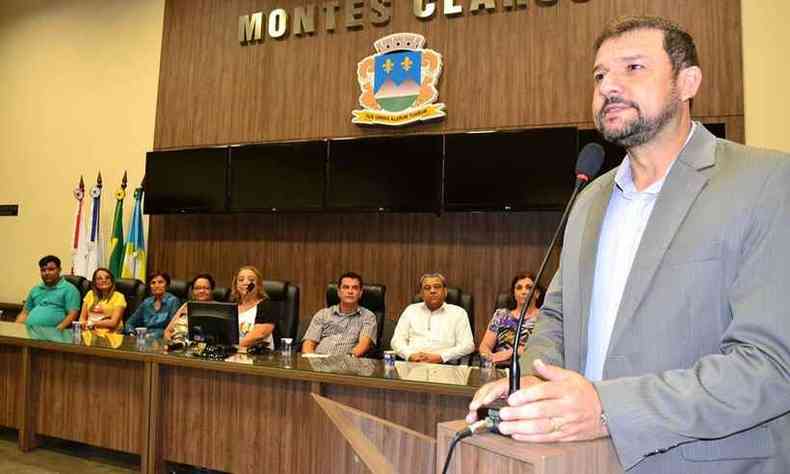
[352,33,446,126]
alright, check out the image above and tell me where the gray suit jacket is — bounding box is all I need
[521,125,790,473]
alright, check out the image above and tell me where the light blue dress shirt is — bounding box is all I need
[584,123,696,381]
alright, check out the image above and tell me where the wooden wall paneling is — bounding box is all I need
[18,346,36,451]
[321,383,469,439]
[0,345,21,429]
[31,351,146,454]
[154,0,742,147]
[148,211,562,341]
[158,365,319,474]
[144,362,159,474]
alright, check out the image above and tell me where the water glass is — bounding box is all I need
[71,321,82,344]
[383,350,396,368]
[280,337,293,354]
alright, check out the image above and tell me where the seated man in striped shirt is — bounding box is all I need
[302,272,377,357]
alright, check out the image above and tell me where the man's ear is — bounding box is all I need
[677,65,702,102]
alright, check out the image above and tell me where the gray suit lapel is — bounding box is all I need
[578,174,614,371]
[606,125,717,352]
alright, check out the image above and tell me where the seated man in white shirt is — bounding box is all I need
[390,273,475,364]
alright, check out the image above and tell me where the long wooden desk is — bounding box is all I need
[0,321,499,473]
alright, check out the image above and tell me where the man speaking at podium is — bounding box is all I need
[468,16,790,473]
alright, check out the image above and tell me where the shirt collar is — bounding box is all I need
[614,122,697,199]
[332,304,361,317]
[37,276,65,290]
[423,302,447,313]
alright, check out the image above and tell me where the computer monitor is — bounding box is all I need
[144,147,229,214]
[444,127,579,211]
[327,134,443,212]
[187,302,239,346]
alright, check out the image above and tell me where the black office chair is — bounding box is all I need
[261,280,300,349]
[115,278,146,321]
[166,279,190,302]
[212,287,231,302]
[326,282,386,355]
[494,293,511,312]
[63,275,90,300]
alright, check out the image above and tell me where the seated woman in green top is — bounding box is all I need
[125,272,180,337]
[79,267,127,332]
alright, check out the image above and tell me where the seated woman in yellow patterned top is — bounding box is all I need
[78,267,126,332]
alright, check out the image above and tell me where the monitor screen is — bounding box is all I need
[444,127,578,211]
[229,141,326,212]
[188,302,239,346]
[327,134,443,212]
[144,148,228,214]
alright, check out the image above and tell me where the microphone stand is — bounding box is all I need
[508,178,587,394]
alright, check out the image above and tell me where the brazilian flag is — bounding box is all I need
[107,175,127,276]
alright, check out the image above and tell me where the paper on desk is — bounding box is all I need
[301,353,331,358]
[225,353,254,364]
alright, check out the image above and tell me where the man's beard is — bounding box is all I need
[595,87,681,148]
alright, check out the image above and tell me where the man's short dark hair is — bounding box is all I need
[593,15,699,75]
[38,255,61,268]
[338,272,363,288]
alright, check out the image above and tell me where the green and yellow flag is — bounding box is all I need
[107,172,127,276]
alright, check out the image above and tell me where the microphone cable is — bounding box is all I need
[440,418,495,474]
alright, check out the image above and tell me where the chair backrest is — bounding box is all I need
[261,280,300,345]
[412,287,475,334]
[212,287,231,302]
[495,293,511,312]
[166,279,190,302]
[325,282,387,347]
[63,275,90,300]
[115,278,146,321]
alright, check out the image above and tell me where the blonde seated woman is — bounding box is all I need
[233,265,279,349]
[79,267,127,332]
[163,273,215,344]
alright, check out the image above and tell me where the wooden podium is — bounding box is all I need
[437,420,623,474]
[314,394,623,474]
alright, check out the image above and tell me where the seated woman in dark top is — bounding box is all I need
[478,272,544,366]
[163,273,215,344]
[232,265,279,349]
[125,272,180,337]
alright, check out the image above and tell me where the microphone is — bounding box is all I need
[246,282,255,293]
[575,142,605,184]
[507,143,604,393]
[476,144,606,430]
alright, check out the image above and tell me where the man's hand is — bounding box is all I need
[467,374,543,423]
[408,352,443,363]
[351,347,366,358]
[497,359,608,442]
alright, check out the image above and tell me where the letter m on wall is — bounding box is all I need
[239,12,263,43]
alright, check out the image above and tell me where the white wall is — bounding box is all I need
[0,0,165,302]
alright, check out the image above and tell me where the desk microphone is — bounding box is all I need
[447,145,604,472]
[247,282,255,293]
[507,142,604,393]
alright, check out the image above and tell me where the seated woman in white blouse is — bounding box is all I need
[232,265,278,349]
